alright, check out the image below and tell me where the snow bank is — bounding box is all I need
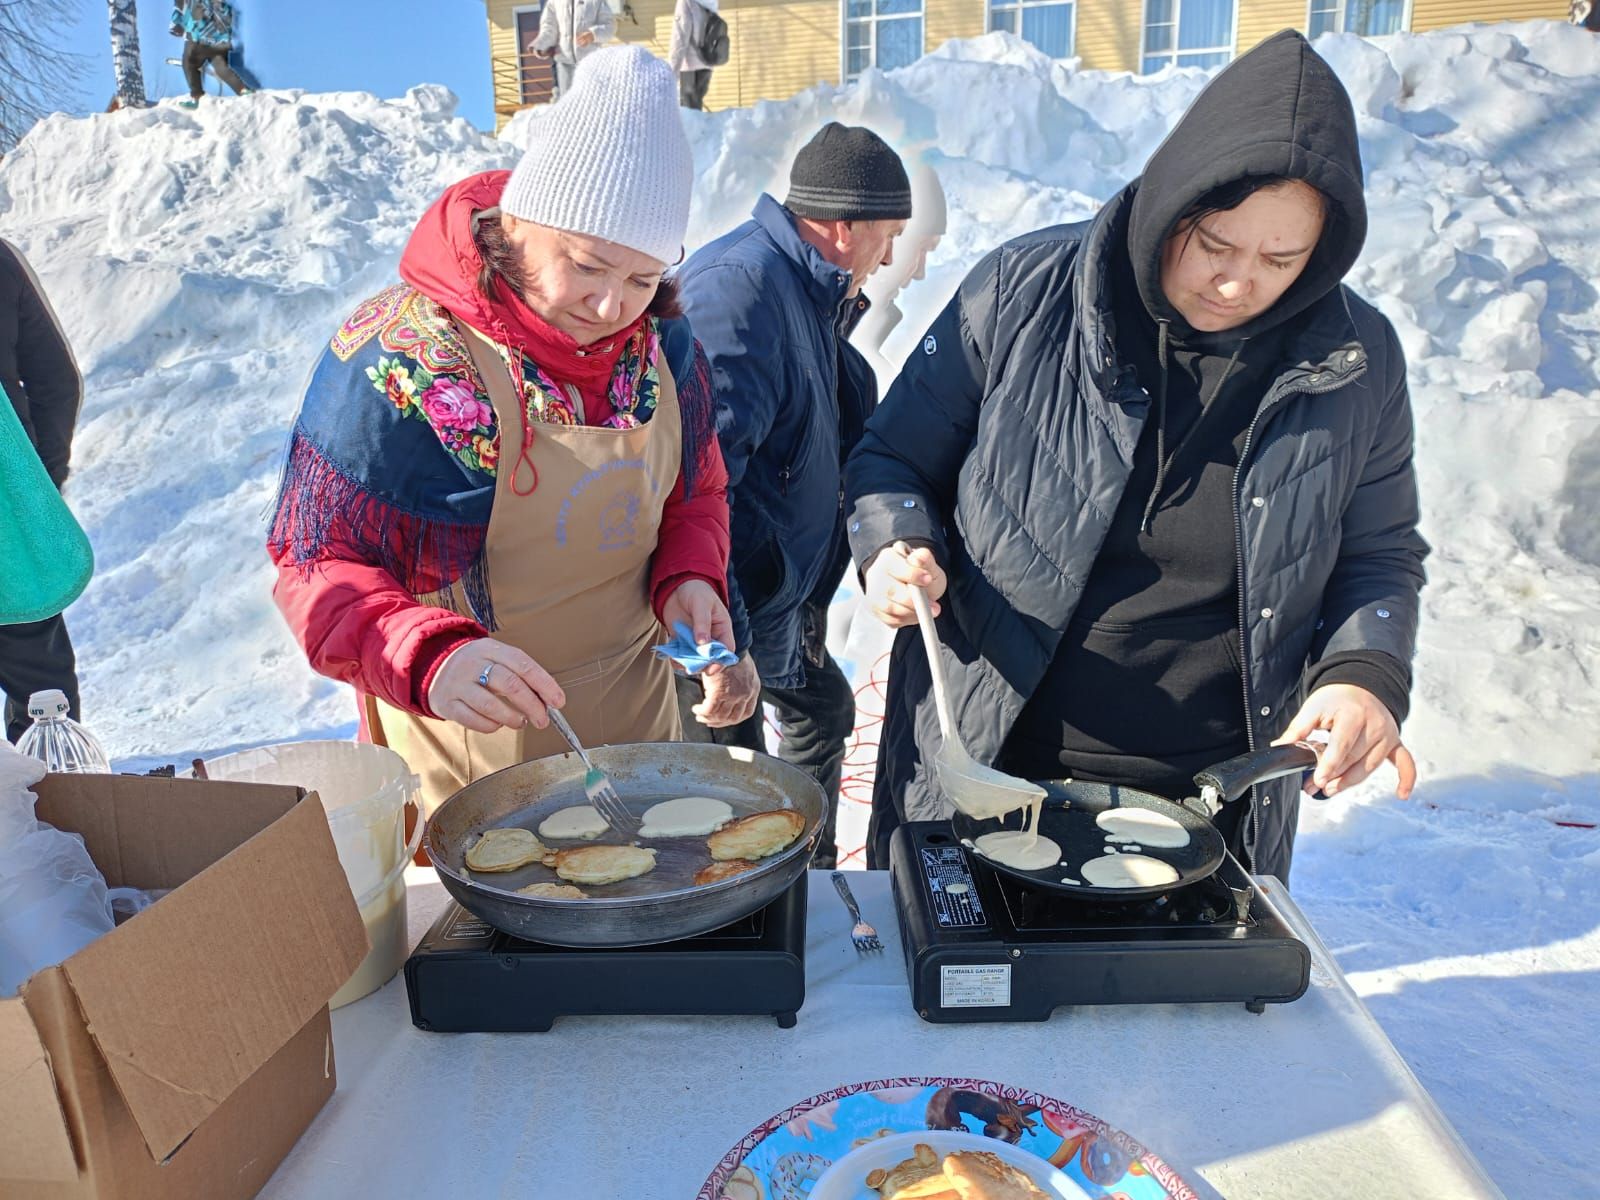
[0,86,516,751]
[2,25,1597,1196]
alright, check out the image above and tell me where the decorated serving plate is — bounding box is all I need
[697,1076,1201,1200]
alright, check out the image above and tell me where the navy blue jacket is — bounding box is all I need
[679,195,875,687]
[846,33,1429,880]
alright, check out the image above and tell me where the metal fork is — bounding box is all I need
[546,707,640,835]
[831,871,882,952]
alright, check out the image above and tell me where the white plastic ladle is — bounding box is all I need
[908,582,1047,820]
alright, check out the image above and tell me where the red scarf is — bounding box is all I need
[398,170,643,424]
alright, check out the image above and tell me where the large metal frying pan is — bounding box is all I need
[426,743,826,948]
[949,743,1319,899]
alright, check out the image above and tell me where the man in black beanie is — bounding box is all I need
[674,123,911,867]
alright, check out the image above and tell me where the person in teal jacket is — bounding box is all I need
[0,240,86,743]
[170,0,250,108]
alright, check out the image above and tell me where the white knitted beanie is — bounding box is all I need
[500,46,693,266]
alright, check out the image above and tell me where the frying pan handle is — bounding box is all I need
[1194,743,1320,804]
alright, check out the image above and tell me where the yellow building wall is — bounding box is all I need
[488,0,1574,130]
[617,0,845,110]
[1075,0,1142,72]
[926,0,987,51]
[1235,0,1564,46]
[1409,0,1566,27]
[488,0,845,122]
[1237,0,1307,55]
[488,2,519,68]
[487,0,520,128]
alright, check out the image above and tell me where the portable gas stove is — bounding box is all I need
[404,875,806,1032]
[889,822,1309,1023]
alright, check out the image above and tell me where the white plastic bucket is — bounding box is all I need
[198,741,423,1008]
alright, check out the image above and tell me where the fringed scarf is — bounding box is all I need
[268,177,716,633]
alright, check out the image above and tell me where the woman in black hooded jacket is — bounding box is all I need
[844,30,1428,881]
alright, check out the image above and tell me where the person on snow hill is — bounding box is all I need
[673,124,911,868]
[0,240,84,744]
[170,0,250,108]
[669,0,721,110]
[533,0,616,100]
[847,30,1428,883]
[268,46,733,816]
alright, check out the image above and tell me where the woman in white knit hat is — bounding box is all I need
[268,46,744,815]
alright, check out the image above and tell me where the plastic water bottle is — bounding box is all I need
[16,690,110,774]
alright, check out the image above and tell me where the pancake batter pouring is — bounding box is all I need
[973,793,1062,872]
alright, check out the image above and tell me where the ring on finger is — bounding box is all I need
[477,663,495,689]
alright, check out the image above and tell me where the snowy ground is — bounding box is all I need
[2,24,1596,1198]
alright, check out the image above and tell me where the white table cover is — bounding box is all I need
[259,868,1502,1200]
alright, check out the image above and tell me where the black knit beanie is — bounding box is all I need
[784,123,912,222]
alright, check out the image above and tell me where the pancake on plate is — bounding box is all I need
[718,1165,763,1200]
[867,1144,949,1198]
[694,859,759,886]
[552,843,657,885]
[464,827,549,873]
[938,1150,1051,1199]
[706,809,806,862]
[516,882,588,899]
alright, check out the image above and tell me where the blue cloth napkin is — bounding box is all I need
[652,621,738,674]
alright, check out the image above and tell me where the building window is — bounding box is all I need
[1307,0,1407,37]
[845,0,925,81]
[989,0,1075,58]
[1141,0,1234,73]
[514,5,556,105]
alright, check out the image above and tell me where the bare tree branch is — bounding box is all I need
[0,0,88,153]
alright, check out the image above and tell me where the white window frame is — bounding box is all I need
[1139,0,1239,73]
[841,0,927,83]
[986,0,1078,59]
[1305,0,1413,38]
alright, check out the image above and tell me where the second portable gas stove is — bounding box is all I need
[889,822,1310,1022]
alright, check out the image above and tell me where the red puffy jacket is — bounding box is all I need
[271,174,730,722]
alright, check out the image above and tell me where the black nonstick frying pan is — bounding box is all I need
[947,742,1320,899]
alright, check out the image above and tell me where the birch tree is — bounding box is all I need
[108,0,150,111]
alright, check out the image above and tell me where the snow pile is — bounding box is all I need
[0,86,516,750]
[2,26,1598,1196]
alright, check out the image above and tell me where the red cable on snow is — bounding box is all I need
[754,648,893,864]
[830,650,893,863]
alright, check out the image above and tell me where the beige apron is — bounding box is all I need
[374,325,684,814]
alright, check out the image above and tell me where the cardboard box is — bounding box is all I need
[0,774,369,1200]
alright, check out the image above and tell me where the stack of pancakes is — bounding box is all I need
[870,1144,1053,1200]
